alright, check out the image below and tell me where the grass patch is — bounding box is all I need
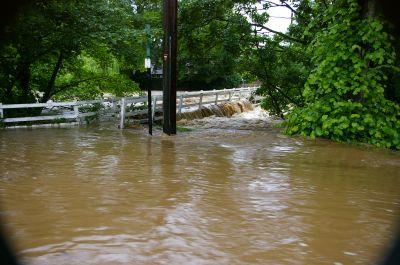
[177,126,193,132]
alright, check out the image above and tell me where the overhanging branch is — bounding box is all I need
[250,23,306,44]
[52,76,108,97]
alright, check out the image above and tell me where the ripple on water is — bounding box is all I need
[0,112,399,265]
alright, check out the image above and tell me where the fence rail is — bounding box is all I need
[0,100,102,124]
[0,86,259,129]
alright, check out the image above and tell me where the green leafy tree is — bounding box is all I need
[243,37,308,117]
[285,0,400,149]
[178,0,252,90]
[237,0,310,116]
[0,0,141,107]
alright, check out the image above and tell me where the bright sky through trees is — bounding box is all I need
[265,1,292,33]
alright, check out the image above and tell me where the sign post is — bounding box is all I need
[162,0,177,135]
[145,24,152,135]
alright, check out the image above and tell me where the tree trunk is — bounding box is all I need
[358,0,377,18]
[4,79,15,103]
[19,61,31,103]
[42,51,63,103]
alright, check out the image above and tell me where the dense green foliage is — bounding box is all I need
[0,0,252,107]
[240,0,311,117]
[284,0,400,149]
[178,0,251,90]
[245,38,308,117]
[0,0,144,106]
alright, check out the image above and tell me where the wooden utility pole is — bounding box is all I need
[162,0,177,135]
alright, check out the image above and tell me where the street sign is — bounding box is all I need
[145,24,153,135]
[145,58,151,69]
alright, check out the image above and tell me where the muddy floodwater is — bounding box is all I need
[0,108,400,265]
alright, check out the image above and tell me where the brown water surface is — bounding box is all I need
[0,116,399,265]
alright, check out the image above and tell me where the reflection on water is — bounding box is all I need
[0,110,400,265]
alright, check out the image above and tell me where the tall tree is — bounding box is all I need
[0,0,141,106]
[177,0,252,90]
[284,0,400,149]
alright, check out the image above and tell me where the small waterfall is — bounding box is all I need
[177,102,278,130]
[177,100,254,121]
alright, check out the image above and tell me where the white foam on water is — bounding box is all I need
[179,105,282,130]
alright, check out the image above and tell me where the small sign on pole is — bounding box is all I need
[145,58,151,69]
[145,24,153,136]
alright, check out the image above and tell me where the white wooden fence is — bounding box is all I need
[0,86,258,129]
[118,87,258,129]
[0,100,102,124]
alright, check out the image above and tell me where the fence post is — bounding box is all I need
[178,94,183,114]
[0,103,3,119]
[224,89,227,102]
[212,89,215,104]
[73,104,79,124]
[228,91,232,102]
[120,98,126,129]
[111,99,116,117]
[199,91,203,109]
[215,92,218,105]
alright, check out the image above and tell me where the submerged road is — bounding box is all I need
[0,107,399,265]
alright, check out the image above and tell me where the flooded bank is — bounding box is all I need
[0,107,399,265]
